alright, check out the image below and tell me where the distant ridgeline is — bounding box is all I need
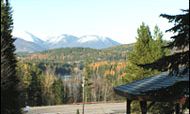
[14,33,122,52]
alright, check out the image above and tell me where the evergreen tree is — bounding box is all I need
[1,0,22,113]
[52,78,64,105]
[151,25,165,58]
[28,64,42,106]
[124,23,164,82]
[83,62,93,102]
[140,9,189,74]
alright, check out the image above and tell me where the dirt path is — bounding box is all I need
[26,102,126,114]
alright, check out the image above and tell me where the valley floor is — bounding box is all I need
[24,102,189,114]
[25,102,126,114]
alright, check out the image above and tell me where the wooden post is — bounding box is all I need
[126,98,131,114]
[82,76,85,114]
[175,103,183,114]
[140,101,147,114]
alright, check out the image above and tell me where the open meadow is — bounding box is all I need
[26,102,126,114]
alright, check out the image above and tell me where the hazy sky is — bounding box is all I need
[11,0,189,44]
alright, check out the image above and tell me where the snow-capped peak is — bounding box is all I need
[13,31,45,43]
[13,31,121,52]
[46,34,78,44]
[46,34,67,43]
[78,35,108,43]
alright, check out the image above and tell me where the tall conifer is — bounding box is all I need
[124,23,164,82]
[140,10,189,74]
[1,0,21,113]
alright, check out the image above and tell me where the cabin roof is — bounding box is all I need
[114,69,189,101]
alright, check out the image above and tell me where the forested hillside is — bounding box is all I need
[16,44,132,106]
[17,44,133,63]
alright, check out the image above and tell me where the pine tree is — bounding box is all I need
[140,9,189,74]
[28,64,42,106]
[1,0,22,113]
[83,62,93,102]
[151,25,165,58]
[52,78,64,105]
[124,23,164,82]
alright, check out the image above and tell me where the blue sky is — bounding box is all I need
[11,0,189,44]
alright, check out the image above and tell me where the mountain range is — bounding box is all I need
[13,32,121,53]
